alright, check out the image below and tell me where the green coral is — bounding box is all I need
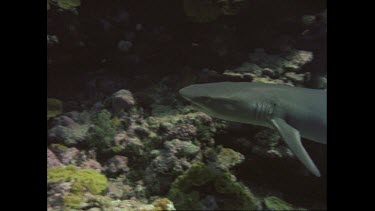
[47,98,63,120]
[48,165,108,208]
[204,146,244,170]
[152,198,176,211]
[50,143,68,153]
[168,189,203,210]
[181,142,200,156]
[185,162,215,187]
[111,116,121,127]
[168,162,259,210]
[47,165,108,195]
[216,147,245,170]
[88,110,117,153]
[214,172,258,210]
[264,196,305,210]
[87,195,113,209]
[56,0,80,10]
[63,194,84,208]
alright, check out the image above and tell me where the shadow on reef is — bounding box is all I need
[214,124,327,210]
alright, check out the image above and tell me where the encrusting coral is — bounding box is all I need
[47,165,108,208]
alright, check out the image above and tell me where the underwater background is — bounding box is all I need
[47,0,327,210]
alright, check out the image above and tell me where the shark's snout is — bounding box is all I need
[179,86,195,101]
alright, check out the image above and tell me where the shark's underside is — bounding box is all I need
[179,82,326,177]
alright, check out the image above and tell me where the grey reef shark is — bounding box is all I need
[179,82,326,177]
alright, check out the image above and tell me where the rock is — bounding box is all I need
[104,155,129,175]
[150,198,175,211]
[163,124,198,141]
[252,77,293,86]
[59,147,80,165]
[80,159,103,172]
[122,136,144,156]
[216,148,245,170]
[252,128,294,159]
[48,121,89,146]
[47,181,73,210]
[164,139,200,157]
[91,102,104,112]
[284,72,306,85]
[110,90,135,112]
[111,198,175,211]
[106,179,128,199]
[53,116,76,128]
[47,165,108,209]
[47,149,63,168]
[87,208,101,211]
[47,35,59,46]
[262,68,278,78]
[145,151,192,194]
[134,126,151,138]
[114,133,129,145]
[220,49,313,82]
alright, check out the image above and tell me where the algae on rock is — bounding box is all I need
[168,162,260,210]
[47,165,108,208]
[47,98,63,120]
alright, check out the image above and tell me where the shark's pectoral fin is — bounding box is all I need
[269,118,321,177]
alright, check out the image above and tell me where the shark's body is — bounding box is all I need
[179,82,326,177]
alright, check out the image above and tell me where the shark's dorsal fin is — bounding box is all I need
[269,118,321,177]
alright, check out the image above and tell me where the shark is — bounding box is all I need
[179,82,326,177]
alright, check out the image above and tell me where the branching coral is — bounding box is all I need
[88,110,117,153]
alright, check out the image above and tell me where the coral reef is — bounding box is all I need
[48,117,89,146]
[104,155,129,176]
[47,165,108,208]
[220,48,313,86]
[144,138,201,195]
[47,1,327,209]
[168,162,260,210]
[107,89,136,113]
[252,128,294,159]
[47,148,63,168]
[87,110,117,154]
